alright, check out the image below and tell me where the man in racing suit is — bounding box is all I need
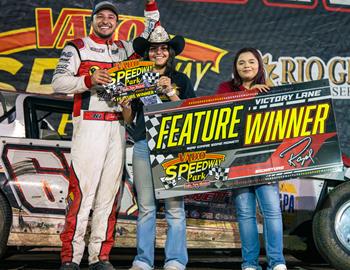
[52,1,159,269]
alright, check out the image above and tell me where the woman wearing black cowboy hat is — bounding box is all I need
[121,26,196,270]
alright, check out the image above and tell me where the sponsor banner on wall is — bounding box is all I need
[0,1,227,95]
[1,0,350,99]
[145,79,343,199]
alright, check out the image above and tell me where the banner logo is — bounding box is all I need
[160,151,226,189]
[108,59,154,86]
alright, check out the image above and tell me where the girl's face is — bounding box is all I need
[236,51,259,83]
[149,44,170,67]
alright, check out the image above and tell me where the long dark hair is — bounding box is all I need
[143,45,176,77]
[231,47,266,90]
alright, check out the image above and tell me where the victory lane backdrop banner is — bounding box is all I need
[144,79,343,199]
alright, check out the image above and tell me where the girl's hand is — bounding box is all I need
[253,84,270,93]
[158,76,175,97]
[119,97,134,124]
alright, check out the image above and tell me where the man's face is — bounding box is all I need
[92,9,118,39]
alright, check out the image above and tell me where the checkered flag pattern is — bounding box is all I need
[142,72,159,87]
[97,90,112,101]
[209,167,229,181]
[98,84,114,101]
[150,154,175,167]
[160,176,180,189]
[145,114,180,151]
[145,114,166,151]
[103,82,117,94]
[100,82,126,102]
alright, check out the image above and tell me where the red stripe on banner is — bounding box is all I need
[181,42,223,67]
[0,29,36,53]
[228,132,337,178]
[179,91,258,108]
[60,164,83,263]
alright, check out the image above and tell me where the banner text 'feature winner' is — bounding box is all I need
[144,80,343,199]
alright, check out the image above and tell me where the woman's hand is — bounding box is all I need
[158,76,180,101]
[158,76,174,96]
[118,97,132,110]
[253,84,270,93]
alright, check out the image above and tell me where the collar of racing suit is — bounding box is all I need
[89,32,116,45]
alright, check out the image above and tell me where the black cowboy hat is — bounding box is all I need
[133,26,185,57]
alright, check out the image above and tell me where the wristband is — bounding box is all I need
[166,90,176,97]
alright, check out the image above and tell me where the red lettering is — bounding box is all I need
[56,15,88,48]
[116,19,145,40]
[36,8,91,48]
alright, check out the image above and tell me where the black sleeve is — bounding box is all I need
[131,98,143,114]
[176,72,196,99]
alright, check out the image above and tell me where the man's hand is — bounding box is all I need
[91,69,112,86]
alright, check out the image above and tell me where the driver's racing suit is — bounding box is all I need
[52,2,159,265]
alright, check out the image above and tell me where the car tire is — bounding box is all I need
[313,181,350,270]
[0,192,11,260]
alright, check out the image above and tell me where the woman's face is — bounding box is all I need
[236,51,259,83]
[149,44,170,67]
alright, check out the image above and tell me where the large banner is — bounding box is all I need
[145,80,343,199]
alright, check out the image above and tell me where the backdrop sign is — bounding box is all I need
[144,80,343,199]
